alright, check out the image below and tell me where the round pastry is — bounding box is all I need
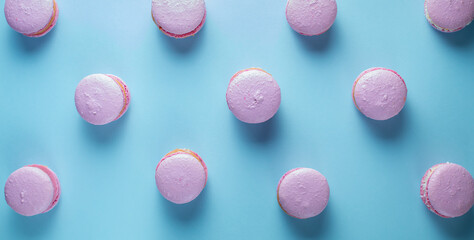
[425,0,474,32]
[4,165,61,216]
[277,168,330,219]
[151,0,206,38]
[75,74,130,125]
[420,163,474,218]
[4,0,58,37]
[155,149,207,204]
[286,0,337,36]
[226,68,281,124]
[352,67,407,121]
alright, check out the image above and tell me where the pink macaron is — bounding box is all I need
[420,163,474,218]
[4,0,58,37]
[75,74,130,125]
[151,0,206,38]
[4,165,60,216]
[226,68,281,124]
[277,168,330,219]
[286,0,337,36]
[155,149,207,204]
[352,67,407,121]
[425,0,474,32]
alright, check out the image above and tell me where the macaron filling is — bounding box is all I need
[106,74,130,121]
[420,163,448,218]
[24,0,58,37]
[152,10,206,38]
[28,165,61,213]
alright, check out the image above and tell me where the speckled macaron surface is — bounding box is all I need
[226,68,281,124]
[286,0,337,36]
[155,149,207,204]
[75,74,130,126]
[4,0,58,37]
[352,67,407,121]
[151,0,206,38]
[420,163,474,218]
[277,168,330,219]
[4,165,61,216]
[425,0,474,32]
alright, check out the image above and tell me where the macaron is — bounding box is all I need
[286,0,337,36]
[4,0,58,37]
[277,168,330,219]
[75,74,130,125]
[425,0,474,32]
[420,163,474,218]
[226,68,281,124]
[155,149,207,204]
[4,165,60,216]
[151,0,206,38]
[352,67,407,121]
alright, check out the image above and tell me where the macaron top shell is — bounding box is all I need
[226,68,281,124]
[425,0,474,32]
[4,0,56,35]
[4,165,60,216]
[353,68,407,121]
[286,0,337,36]
[277,168,330,219]
[155,149,207,204]
[152,0,205,36]
[75,74,130,125]
[427,163,474,218]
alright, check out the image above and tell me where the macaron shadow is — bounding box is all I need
[10,25,56,52]
[432,23,474,47]
[80,107,130,143]
[291,22,336,52]
[159,185,208,222]
[427,208,474,238]
[357,103,408,140]
[233,112,280,143]
[281,203,331,238]
[7,204,59,237]
[157,24,206,54]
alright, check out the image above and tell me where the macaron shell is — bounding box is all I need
[286,0,337,36]
[353,68,407,121]
[29,165,60,213]
[106,74,131,120]
[155,151,207,204]
[4,166,55,216]
[277,168,330,219]
[226,68,281,124]
[427,163,474,218]
[152,0,206,36]
[25,1,58,37]
[75,74,128,125]
[425,0,474,32]
[4,0,55,35]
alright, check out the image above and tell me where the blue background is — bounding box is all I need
[1,0,473,239]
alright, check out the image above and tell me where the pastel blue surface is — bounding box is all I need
[1,0,473,239]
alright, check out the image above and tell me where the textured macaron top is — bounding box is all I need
[75,74,130,125]
[277,168,330,219]
[286,0,337,36]
[425,0,474,32]
[4,165,60,216]
[152,0,206,37]
[421,163,474,218]
[155,149,207,204]
[353,67,407,121]
[4,0,57,36]
[226,68,281,124]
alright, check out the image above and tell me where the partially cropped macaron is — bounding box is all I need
[277,168,330,219]
[75,74,130,125]
[352,67,407,121]
[155,149,207,204]
[226,68,281,124]
[286,0,337,36]
[421,163,474,218]
[425,0,474,32]
[4,165,60,216]
[151,0,206,38]
[4,0,58,37]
